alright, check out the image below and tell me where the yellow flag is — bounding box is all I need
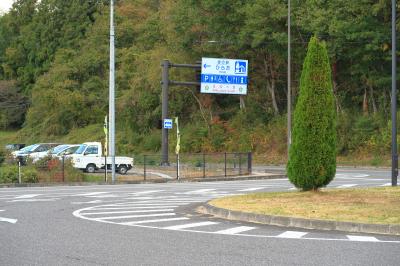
[175,117,180,154]
[104,115,108,156]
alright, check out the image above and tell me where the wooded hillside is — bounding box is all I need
[0,0,398,162]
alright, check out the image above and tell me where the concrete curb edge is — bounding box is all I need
[197,203,400,236]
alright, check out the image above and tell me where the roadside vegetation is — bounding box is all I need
[210,187,400,225]
[0,1,397,165]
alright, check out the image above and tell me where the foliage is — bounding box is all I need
[0,0,398,162]
[0,164,18,183]
[287,37,336,191]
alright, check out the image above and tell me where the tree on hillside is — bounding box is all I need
[287,36,336,191]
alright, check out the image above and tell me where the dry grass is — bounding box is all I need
[210,187,400,225]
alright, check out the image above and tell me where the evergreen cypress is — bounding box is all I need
[287,36,336,191]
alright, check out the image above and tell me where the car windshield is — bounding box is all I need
[51,145,69,154]
[74,144,87,154]
[18,144,39,153]
[61,146,79,155]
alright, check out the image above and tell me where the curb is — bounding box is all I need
[0,174,286,188]
[197,203,400,236]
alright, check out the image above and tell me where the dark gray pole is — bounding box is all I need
[287,0,292,158]
[109,0,116,183]
[161,60,169,165]
[392,0,398,186]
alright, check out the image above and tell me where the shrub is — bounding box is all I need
[0,165,18,183]
[287,36,337,191]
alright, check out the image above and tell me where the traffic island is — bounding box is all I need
[197,187,400,235]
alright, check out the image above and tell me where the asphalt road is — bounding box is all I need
[0,168,399,266]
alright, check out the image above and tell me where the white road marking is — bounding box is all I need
[82,209,174,215]
[71,200,104,205]
[76,192,109,196]
[8,198,60,202]
[183,189,217,194]
[380,183,392,187]
[130,190,165,195]
[353,174,369,178]
[15,194,41,199]
[277,231,308,239]
[91,206,179,210]
[214,226,256,235]
[121,217,190,225]
[0,217,18,224]
[0,210,4,212]
[336,184,357,188]
[163,221,218,230]
[238,187,264,192]
[98,213,176,220]
[288,187,297,191]
[347,235,379,242]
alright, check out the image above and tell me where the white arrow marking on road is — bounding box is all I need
[163,221,218,230]
[238,187,265,192]
[214,226,256,235]
[277,231,308,239]
[347,235,379,242]
[15,194,42,199]
[0,217,18,224]
[336,184,357,188]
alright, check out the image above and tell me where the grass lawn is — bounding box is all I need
[210,187,400,225]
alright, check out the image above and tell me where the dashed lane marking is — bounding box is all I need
[121,217,190,225]
[277,231,308,239]
[14,194,42,199]
[238,187,265,192]
[214,226,256,235]
[163,221,218,230]
[336,184,358,188]
[0,217,18,224]
[347,235,379,242]
[81,209,175,215]
[183,189,217,194]
[97,212,176,220]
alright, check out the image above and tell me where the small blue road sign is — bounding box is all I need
[163,119,173,129]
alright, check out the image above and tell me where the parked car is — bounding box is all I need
[69,142,133,174]
[29,144,80,162]
[12,143,60,163]
[4,144,25,151]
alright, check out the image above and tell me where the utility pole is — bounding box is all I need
[287,0,291,157]
[109,0,116,183]
[161,60,170,165]
[391,0,398,186]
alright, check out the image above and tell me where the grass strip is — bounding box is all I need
[210,187,400,225]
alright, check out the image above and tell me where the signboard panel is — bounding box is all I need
[163,119,173,129]
[201,57,248,95]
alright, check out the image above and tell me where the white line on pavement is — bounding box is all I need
[129,190,165,195]
[277,231,308,239]
[8,198,60,202]
[183,189,217,194]
[121,217,190,225]
[14,194,42,199]
[0,217,18,224]
[81,209,174,215]
[91,206,179,210]
[380,183,391,187]
[214,226,256,235]
[336,184,358,188]
[97,213,176,220]
[238,187,265,192]
[347,235,379,242]
[163,221,218,230]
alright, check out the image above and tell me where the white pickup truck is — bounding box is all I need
[69,142,133,174]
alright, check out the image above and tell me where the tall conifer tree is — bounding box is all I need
[287,36,336,191]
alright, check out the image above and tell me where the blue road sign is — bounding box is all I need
[163,119,173,129]
[201,58,248,95]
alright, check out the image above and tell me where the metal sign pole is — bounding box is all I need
[161,60,170,165]
[109,0,116,183]
[391,0,398,186]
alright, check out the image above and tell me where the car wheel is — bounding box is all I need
[86,164,96,173]
[118,165,128,175]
